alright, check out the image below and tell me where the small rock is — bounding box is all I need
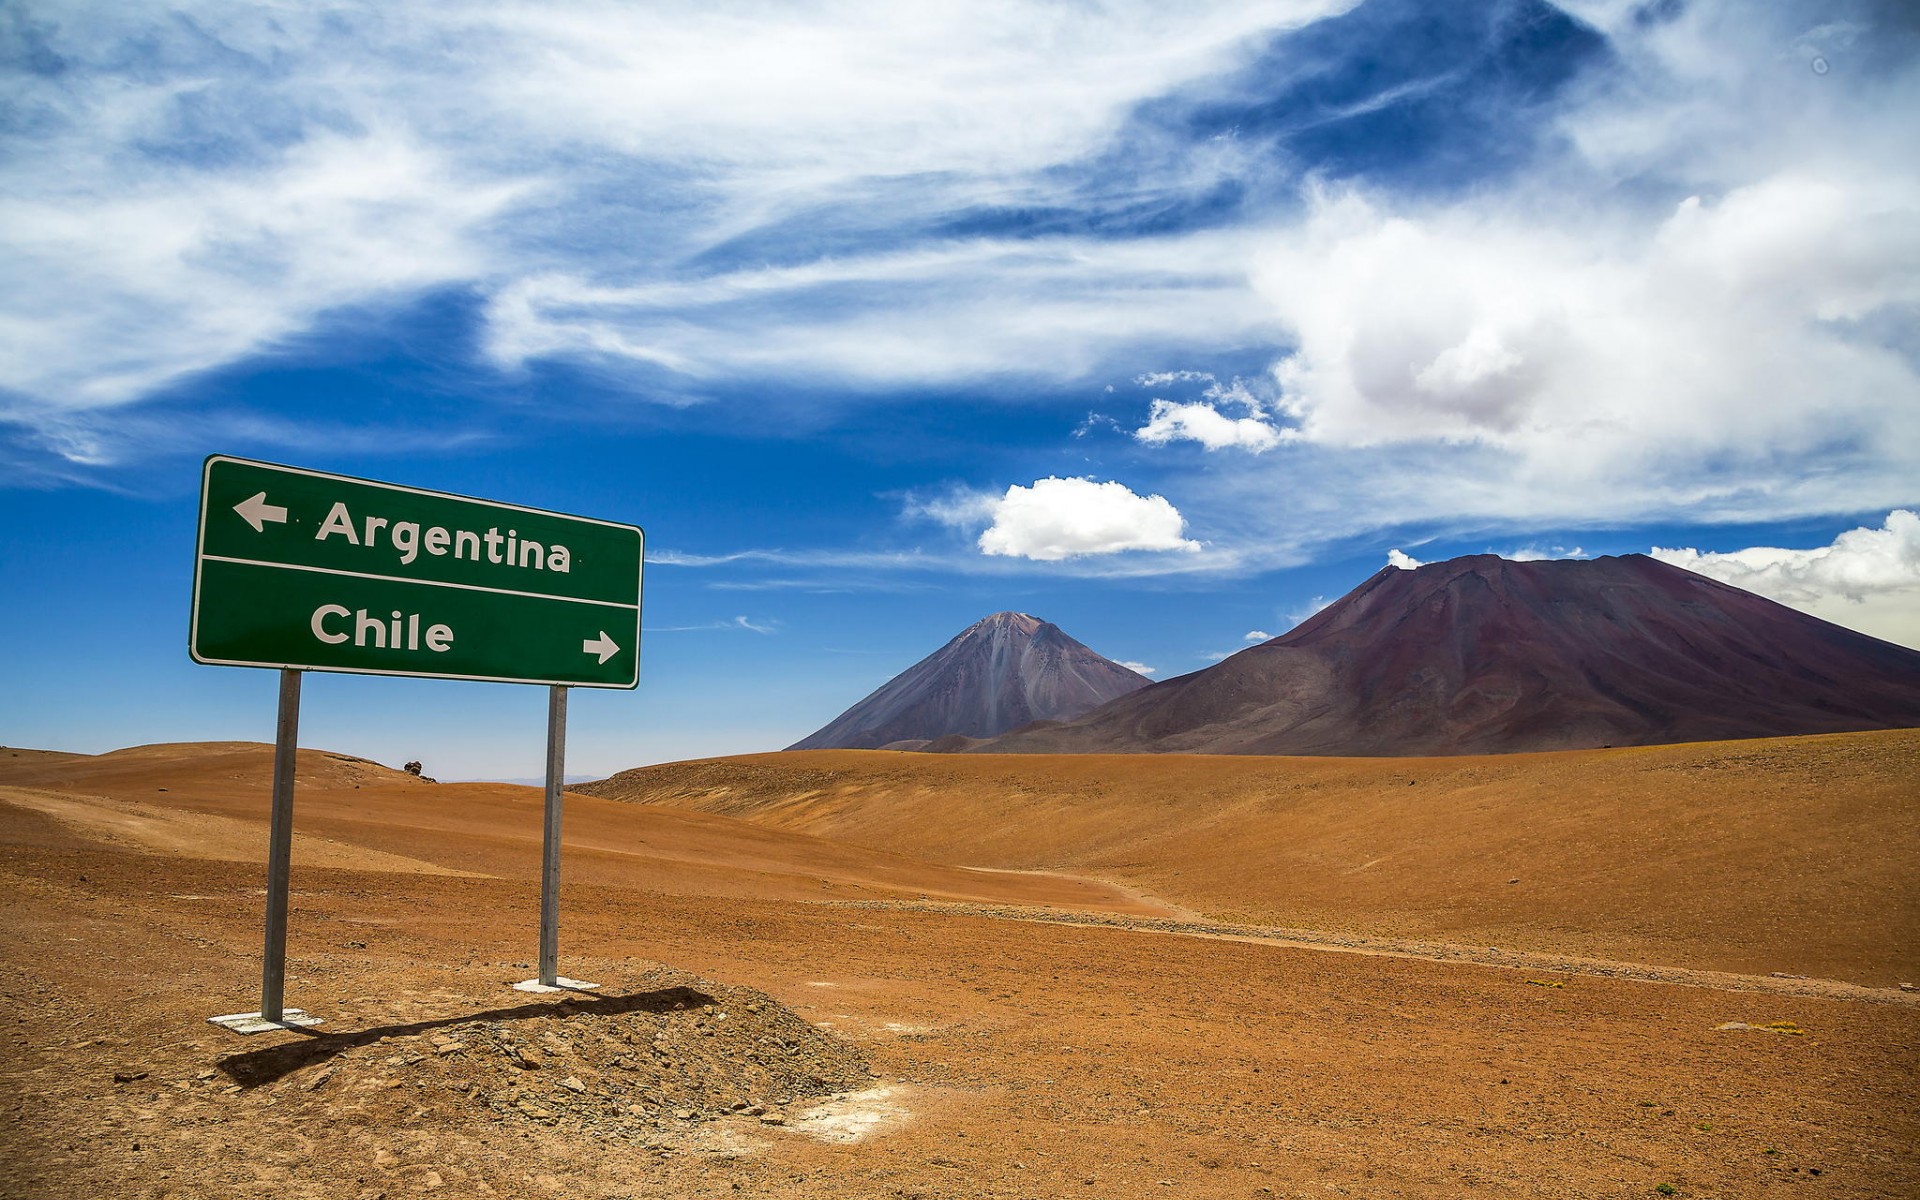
[759,1113,786,1126]
[558,1076,585,1094]
[304,1067,335,1092]
[113,1070,148,1084]
[1900,982,1916,993]
[674,1109,695,1120]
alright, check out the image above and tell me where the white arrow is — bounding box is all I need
[233,491,289,533]
[582,631,620,664]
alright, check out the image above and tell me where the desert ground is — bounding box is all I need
[1,732,1915,1199]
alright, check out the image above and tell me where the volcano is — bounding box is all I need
[976,554,1920,757]
[788,612,1151,750]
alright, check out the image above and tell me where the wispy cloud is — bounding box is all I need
[2,0,1344,439]
[642,615,779,634]
[5,0,1913,592]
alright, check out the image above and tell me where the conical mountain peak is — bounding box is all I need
[788,613,1149,750]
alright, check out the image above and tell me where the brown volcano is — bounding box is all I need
[978,553,1920,756]
[787,611,1149,750]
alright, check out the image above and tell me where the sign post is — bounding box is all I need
[195,456,641,1030]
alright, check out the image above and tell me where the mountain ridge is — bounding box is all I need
[972,553,1920,756]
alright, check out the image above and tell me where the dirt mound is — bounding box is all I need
[217,969,871,1139]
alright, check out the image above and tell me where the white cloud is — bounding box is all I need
[482,231,1279,387]
[1252,173,1920,515]
[1244,629,1273,642]
[643,615,779,634]
[976,477,1201,561]
[1651,510,1920,648]
[1,0,1348,430]
[1650,511,1920,604]
[1506,545,1588,562]
[1134,374,1281,452]
[1285,595,1333,626]
[1115,660,1159,677]
[1136,399,1281,452]
[1,127,528,414]
[1387,549,1423,570]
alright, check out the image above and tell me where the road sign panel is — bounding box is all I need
[191,456,642,688]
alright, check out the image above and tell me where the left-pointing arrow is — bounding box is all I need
[234,491,289,533]
[582,631,620,664]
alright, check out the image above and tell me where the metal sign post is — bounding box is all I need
[514,685,597,994]
[194,456,641,1030]
[210,668,323,1034]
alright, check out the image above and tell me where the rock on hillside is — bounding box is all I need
[978,554,1920,757]
[788,612,1149,750]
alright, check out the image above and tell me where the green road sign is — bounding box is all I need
[191,456,643,688]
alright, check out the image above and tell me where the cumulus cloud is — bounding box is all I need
[1178,0,1920,557]
[1115,660,1159,677]
[976,477,1201,561]
[1253,173,1920,504]
[1651,511,1920,603]
[1386,549,1423,570]
[1244,629,1273,642]
[1134,374,1281,452]
[1651,511,1920,648]
[1136,401,1280,452]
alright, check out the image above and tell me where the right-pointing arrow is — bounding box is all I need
[582,631,620,664]
[233,491,289,533]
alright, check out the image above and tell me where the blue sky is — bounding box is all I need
[3,0,1918,779]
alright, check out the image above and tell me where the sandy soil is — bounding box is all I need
[584,730,1920,985]
[1,740,1916,1199]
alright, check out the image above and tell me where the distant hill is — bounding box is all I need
[975,554,1920,756]
[787,612,1150,750]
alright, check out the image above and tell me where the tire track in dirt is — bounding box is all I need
[829,895,1920,1007]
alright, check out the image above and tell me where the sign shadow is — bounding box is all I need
[215,985,714,1090]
